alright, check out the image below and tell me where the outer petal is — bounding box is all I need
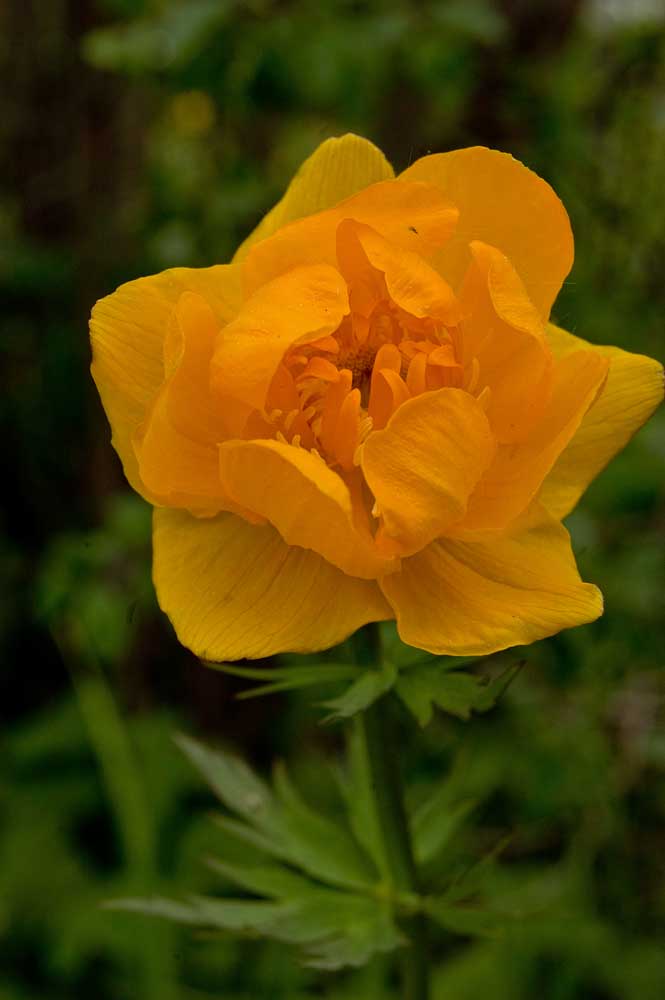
[153,508,392,660]
[361,388,495,556]
[211,264,348,425]
[460,348,609,532]
[218,439,398,579]
[381,504,602,656]
[540,324,664,518]
[233,133,394,263]
[400,147,573,320]
[90,264,242,498]
[243,179,458,296]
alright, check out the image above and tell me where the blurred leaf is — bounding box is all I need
[272,762,377,890]
[427,900,506,938]
[321,662,398,722]
[396,662,523,725]
[175,732,279,831]
[338,723,391,883]
[412,791,477,866]
[206,660,357,699]
[82,0,234,73]
[113,886,401,970]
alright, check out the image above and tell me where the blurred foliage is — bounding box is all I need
[2,0,665,996]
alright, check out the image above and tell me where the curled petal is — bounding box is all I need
[336,219,460,324]
[153,508,392,661]
[362,388,495,556]
[211,264,349,427]
[381,504,602,656]
[90,265,242,498]
[243,179,458,295]
[540,324,664,517]
[218,438,398,579]
[134,293,230,510]
[460,348,608,532]
[460,240,553,443]
[400,146,573,320]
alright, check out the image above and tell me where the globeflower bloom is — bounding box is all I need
[90,135,663,661]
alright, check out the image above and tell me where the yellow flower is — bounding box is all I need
[90,134,663,661]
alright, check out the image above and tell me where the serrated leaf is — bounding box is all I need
[272,763,377,891]
[321,662,398,722]
[396,662,522,725]
[175,733,278,831]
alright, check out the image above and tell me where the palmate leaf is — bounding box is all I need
[396,661,523,726]
[135,733,404,970]
[111,890,401,970]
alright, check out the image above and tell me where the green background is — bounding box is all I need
[1,1,665,997]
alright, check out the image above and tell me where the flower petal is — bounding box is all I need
[459,241,553,443]
[211,264,348,427]
[540,323,664,518]
[243,179,458,296]
[361,388,495,556]
[133,293,232,511]
[460,348,609,532]
[336,219,460,324]
[381,503,602,656]
[400,147,573,320]
[233,133,394,263]
[153,508,392,661]
[218,439,397,579]
[90,264,242,498]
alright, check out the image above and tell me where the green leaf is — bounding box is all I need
[427,899,505,938]
[105,896,201,924]
[112,892,402,970]
[321,662,398,722]
[272,763,377,891]
[174,733,278,832]
[206,660,356,699]
[206,857,321,900]
[412,790,477,866]
[337,723,391,882]
[396,661,522,725]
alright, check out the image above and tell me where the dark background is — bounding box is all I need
[2,1,665,998]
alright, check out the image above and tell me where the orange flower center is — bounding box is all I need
[254,283,476,472]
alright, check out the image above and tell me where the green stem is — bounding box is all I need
[351,624,429,1000]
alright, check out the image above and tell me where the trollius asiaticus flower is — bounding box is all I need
[90,135,663,660]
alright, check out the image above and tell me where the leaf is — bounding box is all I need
[272,763,377,891]
[111,892,402,970]
[412,791,477,866]
[206,660,356,699]
[321,662,398,722]
[105,896,201,924]
[427,899,506,938]
[206,857,321,900]
[174,733,278,832]
[396,661,523,726]
[337,723,391,882]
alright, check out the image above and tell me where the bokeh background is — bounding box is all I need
[2,1,665,997]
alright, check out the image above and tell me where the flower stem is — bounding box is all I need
[351,624,429,1000]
